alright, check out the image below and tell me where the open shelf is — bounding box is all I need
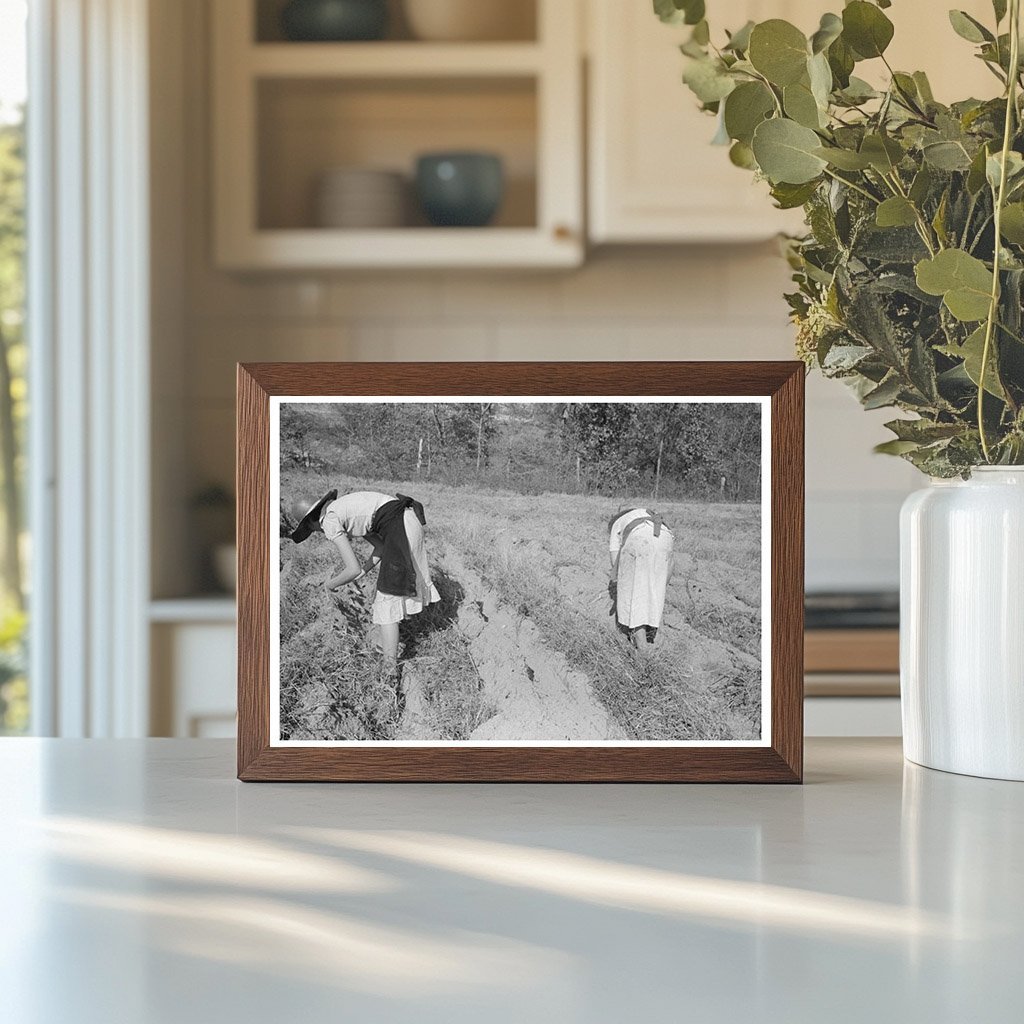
[257,76,538,232]
[212,0,582,268]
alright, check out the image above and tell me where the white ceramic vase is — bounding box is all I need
[900,467,1024,780]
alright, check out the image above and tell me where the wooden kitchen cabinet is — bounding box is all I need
[150,600,237,738]
[586,0,998,244]
[211,0,583,269]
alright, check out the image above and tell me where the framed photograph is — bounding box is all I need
[237,362,803,782]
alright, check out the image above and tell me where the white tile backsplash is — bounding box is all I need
[166,0,915,595]
[182,254,916,592]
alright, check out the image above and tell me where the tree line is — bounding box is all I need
[281,401,762,501]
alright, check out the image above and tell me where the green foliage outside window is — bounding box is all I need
[0,110,27,733]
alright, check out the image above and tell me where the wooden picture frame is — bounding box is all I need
[238,362,804,782]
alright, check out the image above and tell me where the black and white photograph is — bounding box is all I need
[271,397,770,746]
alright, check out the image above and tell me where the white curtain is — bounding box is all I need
[28,0,150,736]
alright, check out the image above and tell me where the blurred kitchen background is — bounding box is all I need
[0,0,997,740]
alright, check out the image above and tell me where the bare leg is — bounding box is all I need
[629,627,644,650]
[380,622,400,666]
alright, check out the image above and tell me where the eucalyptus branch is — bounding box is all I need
[978,0,1021,462]
[749,68,784,117]
[969,212,994,253]
[665,1,1024,474]
[962,191,980,249]
[885,170,939,254]
[822,168,881,205]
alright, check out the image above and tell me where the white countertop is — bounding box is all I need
[1,738,1020,1023]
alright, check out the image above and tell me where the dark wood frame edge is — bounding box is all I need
[237,362,804,783]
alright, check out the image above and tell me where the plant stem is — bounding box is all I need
[822,167,881,204]
[979,0,1021,462]
[884,171,939,254]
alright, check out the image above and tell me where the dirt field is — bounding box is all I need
[278,471,762,743]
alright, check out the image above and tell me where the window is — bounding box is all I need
[0,0,28,734]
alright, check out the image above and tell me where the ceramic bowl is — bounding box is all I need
[403,0,534,42]
[316,168,407,228]
[281,0,388,42]
[415,152,504,227]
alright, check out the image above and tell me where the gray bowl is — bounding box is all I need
[281,0,388,42]
[415,152,505,228]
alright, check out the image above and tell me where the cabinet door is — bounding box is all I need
[587,0,809,243]
[587,0,997,244]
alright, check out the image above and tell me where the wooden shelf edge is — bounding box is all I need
[217,228,584,270]
[249,42,544,79]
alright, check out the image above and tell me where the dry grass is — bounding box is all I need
[279,469,762,741]
[278,485,490,741]
[455,519,756,741]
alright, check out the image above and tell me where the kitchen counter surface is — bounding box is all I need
[1,737,1020,1023]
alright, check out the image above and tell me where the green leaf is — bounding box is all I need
[876,197,918,228]
[827,36,856,88]
[814,146,872,170]
[986,150,1024,191]
[923,140,973,171]
[684,2,706,27]
[842,1,895,59]
[682,57,736,104]
[837,76,879,104]
[748,20,809,86]
[885,418,964,443]
[1000,203,1024,245]
[729,140,757,170]
[724,20,755,53]
[771,180,820,209]
[913,71,935,104]
[863,375,903,409]
[723,81,775,144]
[892,72,922,110]
[909,164,933,205]
[875,439,922,455]
[653,0,705,26]
[967,144,991,194]
[915,249,994,322]
[861,133,904,173]
[939,325,1006,398]
[810,12,843,54]
[993,0,1008,24]
[948,10,994,44]
[932,190,950,246]
[784,80,825,129]
[751,118,828,184]
[808,51,833,109]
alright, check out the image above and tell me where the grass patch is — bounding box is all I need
[279,517,489,741]
[457,522,756,741]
